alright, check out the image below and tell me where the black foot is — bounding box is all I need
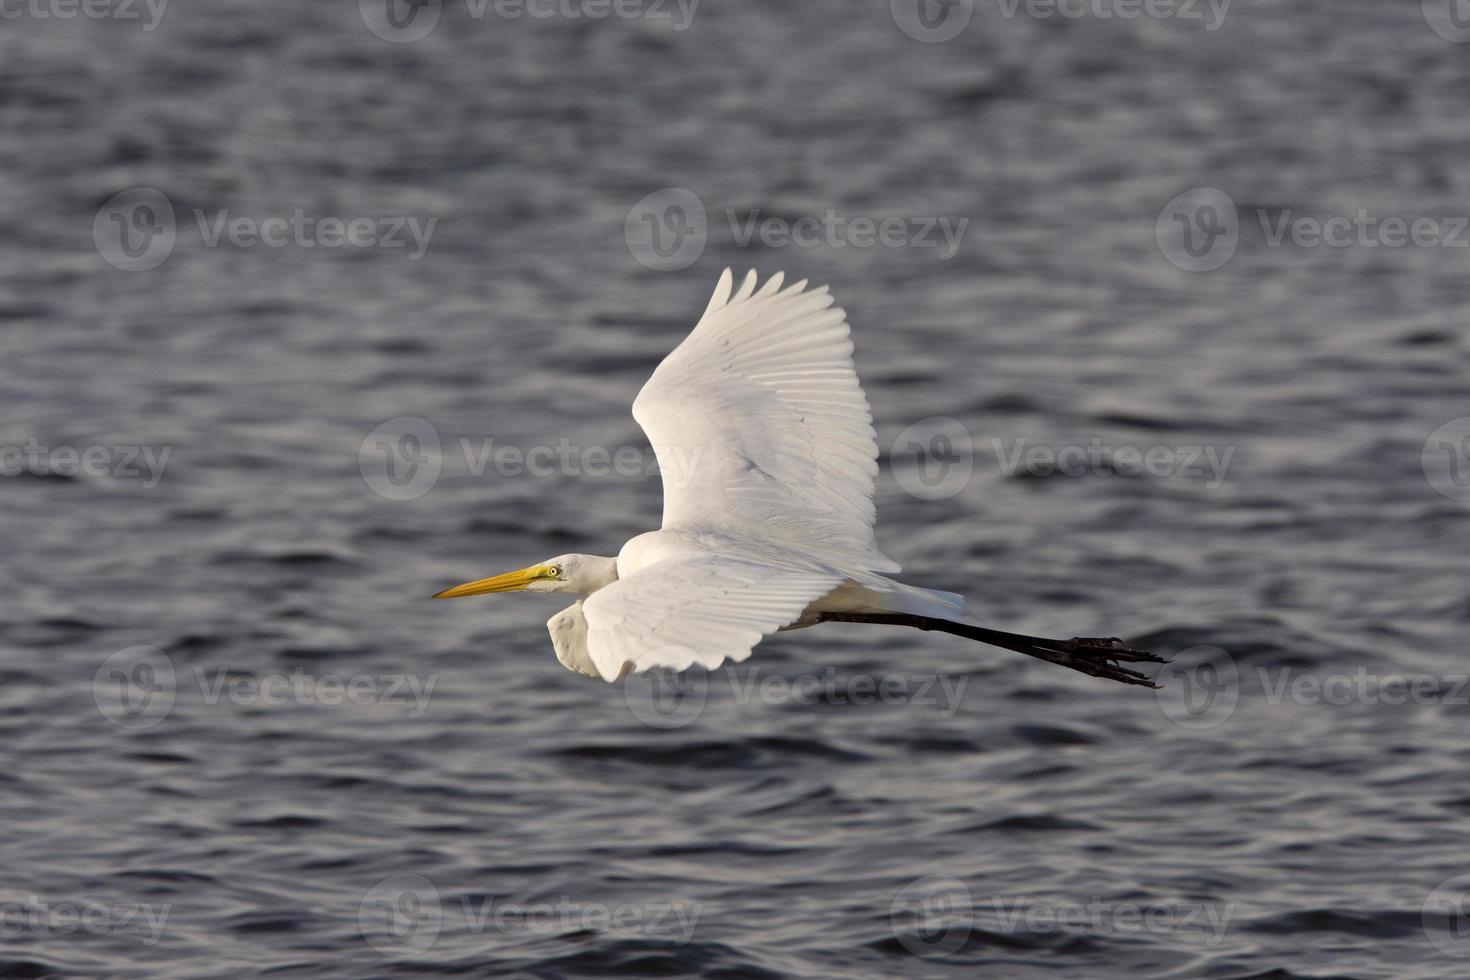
[1052,637,1169,688]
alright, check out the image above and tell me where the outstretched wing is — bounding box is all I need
[581,554,844,682]
[632,269,898,575]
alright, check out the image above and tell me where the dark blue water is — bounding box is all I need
[4,0,1470,976]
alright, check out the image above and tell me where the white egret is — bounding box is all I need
[435,269,1163,687]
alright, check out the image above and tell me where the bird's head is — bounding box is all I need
[433,553,618,600]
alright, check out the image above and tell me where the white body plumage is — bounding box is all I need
[436,269,965,681]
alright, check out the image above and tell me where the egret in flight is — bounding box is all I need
[435,270,1163,687]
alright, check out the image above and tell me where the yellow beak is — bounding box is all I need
[433,564,547,599]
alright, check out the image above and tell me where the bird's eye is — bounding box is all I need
[548,565,562,578]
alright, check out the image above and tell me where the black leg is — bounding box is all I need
[813,612,1167,688]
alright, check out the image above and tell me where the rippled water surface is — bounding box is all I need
[4,1,1470,976]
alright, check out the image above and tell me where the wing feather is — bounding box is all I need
[582,554,843,681]
[632,269,897,575]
